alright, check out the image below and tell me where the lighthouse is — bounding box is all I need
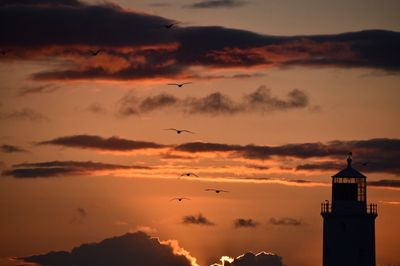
[321,153,377,266]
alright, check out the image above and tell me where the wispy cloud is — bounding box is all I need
[2,160,150,178]
[38,135,167,151]
[17,84,58,97]
[186,0,247,9]
[269,217,303,226]
[182,213,215,226]
[118,86,310,116]
[0,144,28,153]
[368,179,400,188]
[0,108,47,121]
[234,218,258,228]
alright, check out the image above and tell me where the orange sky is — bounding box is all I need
[0,1,399,266]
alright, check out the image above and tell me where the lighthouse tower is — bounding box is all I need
[321,153,377,266]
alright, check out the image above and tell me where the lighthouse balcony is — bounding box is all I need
[367,203,378,215]
[321,201,332,214]
[321,201,378,216]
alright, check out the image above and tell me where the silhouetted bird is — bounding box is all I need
[205,189,229,194]
[88,49,102,56]
[165,128,194,134]
[167,82,192,88]
[170,197,191,202]
[164,23,177,29]
[181,172,198,177]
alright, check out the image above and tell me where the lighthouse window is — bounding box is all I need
[333,183,358,201]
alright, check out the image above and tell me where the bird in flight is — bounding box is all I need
[170,197,191,202]
[165,128,195,134]
[164,23,178,29]
[205,189,229,194]
[167,82,192,88]
[181,172,199,177]
[88,49,102,56]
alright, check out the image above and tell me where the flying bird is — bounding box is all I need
[164,23,178,29]
[181,172,199,177]
[167,82,192,88]
[88,49,102,56]
[170,197,191,202]
[165,128,195,134]
[205,189,229,194]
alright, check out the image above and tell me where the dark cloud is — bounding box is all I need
[161,153,195,160]
[296,161,341,171]
[27,136,400,177]
[244,87,308,111]
[0,2,173,48]
[186,0,247,9]
[175,138,400,175]
[18,84,58,96]
[294,140,400,176]
[2,160,149,178]
[269,217,303,226]
[118,91,178,116]
[184,92,241,115]
[175,141,344,159]
[212,252,284,266]
[182,213,215,226]
[21,231,196,266]
[244,164,269,170]
[38,134,166,151]
[234,218,258,228]
[0,144,27,153]
[0,0,84,7]
[368,179,400,188]
[118,87,310,116]
[0,0,399,81]
[0,108,47,121]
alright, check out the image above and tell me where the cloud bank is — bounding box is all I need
[22,231,198,266]
[1,1,399,81]
[32,135,400,177]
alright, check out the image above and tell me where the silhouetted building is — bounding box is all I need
[321,154,377,266]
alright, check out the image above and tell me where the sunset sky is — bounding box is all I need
[0,0,399,265]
